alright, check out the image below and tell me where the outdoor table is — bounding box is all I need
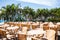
[27,28,46,40]
[6,26,19,34]
[0,26,7,30]
[0,26,4,28]
[27,29,45,35]
[2,24,10,29]
[56,22,60,25]
[3,24,9,27]
[7,26,19,30]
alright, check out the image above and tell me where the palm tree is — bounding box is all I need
[22,6,35,21]
[1,4,19,21]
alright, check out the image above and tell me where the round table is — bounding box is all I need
[27,29,46,40]
[6,26,19,34]
[7,27,19,30]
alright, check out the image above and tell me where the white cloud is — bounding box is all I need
[16,0,58,6]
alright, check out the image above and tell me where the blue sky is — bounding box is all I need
[0,0,60,9]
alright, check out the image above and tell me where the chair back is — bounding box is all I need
[46,30,56,40]
[22,27,28,34]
